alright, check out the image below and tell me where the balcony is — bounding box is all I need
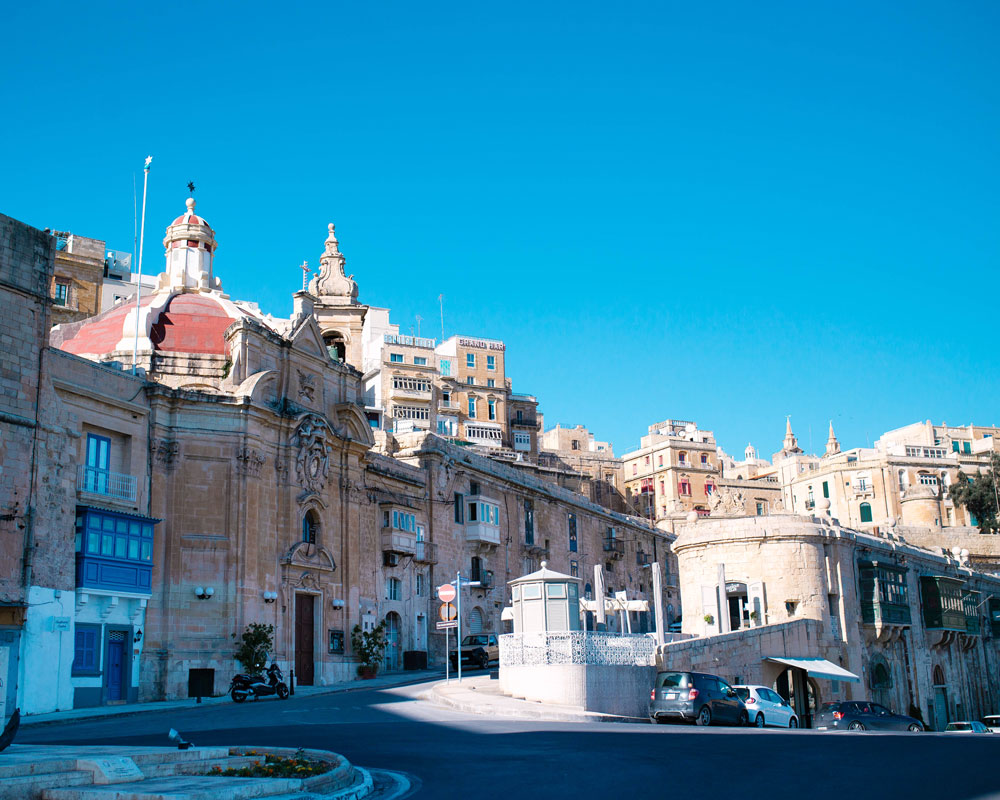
[804,499,815,510]
[389,383,432,400]
[466,522,501,547]
[859,565,912,626]
[414,540,438,564]
[77,466,137,503]
[525,541,548,557]
[636,551,651,566]
[510,416,539,429]
[381,530,417,556]
[603,538,625,559]
[75,507,155,595]
[920,576,967,632]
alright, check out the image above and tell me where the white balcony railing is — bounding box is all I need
[77,466,137,502]
[465,522,501,546]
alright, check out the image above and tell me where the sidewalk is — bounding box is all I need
[427,675,647,724]
[21,668,444,728]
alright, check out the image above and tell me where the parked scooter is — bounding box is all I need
[229,661,290,703]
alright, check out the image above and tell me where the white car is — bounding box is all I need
[734,685,799,728]
[983,715,1000,733]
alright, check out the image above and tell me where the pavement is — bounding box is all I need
[20,669,444,728]
[425,673,647,723]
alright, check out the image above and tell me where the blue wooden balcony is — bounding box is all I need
[75,507,158,595]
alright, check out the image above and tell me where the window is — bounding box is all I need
[952,441,960,452]
[468,397,476,417]
[387,578,401,600]
[467,353,476,368]
[572,440,580,450]
[392,377,431,392]
[632,464,637,475]
[705,482,714,496]
[859,502,873,523]
[678,479,691,496]
[470,481,480,495]
[413,356,428,366]
[454,493,464,523]
[645,456,650,466]
[570,560,579,578]
[416,574,425,596]
[439,359,451,377]
[513,431,531,450]
[918,473,938,486]
[393,405,429,420]
[72,625,99,674]
[524,499,534,545]
[659,480,665,494]
[487,355,496,370]
[822,481,829,498]
[467,377,476,386]
[441,390,451,407]
[54,281,69,306]
[389,353,404,363]
[701,454,708,465]
[488,399,496,421]
[679,452,687,465]
[82,433,111,494]
[963,441,972,454]
[568,513,578,552]
[391,510,416,531]
[487,379,495,387]
[756,502,765,516]
[437,418,457,436]
[302,510,319,543]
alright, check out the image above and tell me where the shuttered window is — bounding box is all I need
[470,607,484,634]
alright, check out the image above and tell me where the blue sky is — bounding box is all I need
[3,1,998,456]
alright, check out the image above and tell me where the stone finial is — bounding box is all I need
[540,560,548,569]
[309,223,358,302]
[186,197,196,213]
[685,510,699,523]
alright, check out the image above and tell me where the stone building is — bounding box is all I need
[664,505,1000,729]
[778,419,1000,531]
[48,231,106,325]
[538,424,628,514]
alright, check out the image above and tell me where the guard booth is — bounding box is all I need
[509,562,581,633]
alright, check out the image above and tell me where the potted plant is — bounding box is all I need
[233,622,274,674]
[351,621,387,679]
[749,610,760,623]
[703,614,715,626]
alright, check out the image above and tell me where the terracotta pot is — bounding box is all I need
[357,665,377,679]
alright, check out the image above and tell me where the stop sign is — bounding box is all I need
[437,583,456,603]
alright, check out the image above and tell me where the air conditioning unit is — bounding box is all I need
[384,552,400,567]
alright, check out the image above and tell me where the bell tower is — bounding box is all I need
[309,223,367,368]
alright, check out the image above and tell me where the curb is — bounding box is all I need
[20,672,445,729]
[425,683,646,725]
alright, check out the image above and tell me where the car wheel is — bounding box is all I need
[908,723,921,732]
[755,713,766,728]
[848,721,866,731]
[477,653,489,670]
[738,710,749,727]
[695,706,712,727]
[789,717,798,728]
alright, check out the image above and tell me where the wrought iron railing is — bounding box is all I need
[499,631,657,667]
[77,466,137,502]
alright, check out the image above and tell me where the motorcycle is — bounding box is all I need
[229,662,290,703]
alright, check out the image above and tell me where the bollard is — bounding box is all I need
[290,668,295,696]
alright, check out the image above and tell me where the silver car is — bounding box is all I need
[734,685,799,728]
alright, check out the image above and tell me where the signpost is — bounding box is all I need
[437,584,456,603]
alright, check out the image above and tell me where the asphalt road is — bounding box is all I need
[19,680,1000,800]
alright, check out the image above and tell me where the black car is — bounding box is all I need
[814,700,923,732]
[648,670,748,726]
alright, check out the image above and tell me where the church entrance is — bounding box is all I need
[295,594,315,686]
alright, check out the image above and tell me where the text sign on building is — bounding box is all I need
[436,621,458,630]
[437,584,456,603]
[458,338,505,351]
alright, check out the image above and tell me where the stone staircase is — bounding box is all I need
[0,744,372,800]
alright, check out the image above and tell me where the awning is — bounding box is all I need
[765,656,860,683]
[579,598,650,613]
[501,607,514,621]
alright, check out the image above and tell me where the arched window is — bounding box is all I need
[859,502,873,523]
[302,510,319,544]
[470,607,484,634]
[933,665,946,686]
[678,451,687,465]
[871,662,891,689]
[323,331,347,362]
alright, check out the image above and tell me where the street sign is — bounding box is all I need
[437,583,456,603]
[436,620,458,630]
[439,602,457,622]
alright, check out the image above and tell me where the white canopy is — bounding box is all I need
[764,656,861,683]
[579,598,649,613]
[501,607,514,621]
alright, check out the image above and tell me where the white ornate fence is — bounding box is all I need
[499,631,657,668]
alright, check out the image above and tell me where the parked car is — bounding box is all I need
[982,715,1000,733]
[449,634,499,670]
[945,721,992,733]
[814,701,923,732]
[649,671,748,727]
[734,685,799,728]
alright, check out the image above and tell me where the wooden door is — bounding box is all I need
[105,636,125,702]
[295,594,315,685]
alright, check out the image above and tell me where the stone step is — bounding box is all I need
[0,770,93,800]
[139,755,262,778]
[42,775,304,800]
[127,747,232,767]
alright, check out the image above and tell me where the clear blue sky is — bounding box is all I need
[3,1,998,457]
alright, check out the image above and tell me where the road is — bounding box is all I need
[18,679,1000,800]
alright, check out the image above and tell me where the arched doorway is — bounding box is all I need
[774,668,819,728]
[384,612,401,672]
[870,655,892,708]
[726,581,749,630]
[470,607,484,634]
[933,665,948,731]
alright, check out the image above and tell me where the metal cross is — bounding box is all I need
[300,261,310,291]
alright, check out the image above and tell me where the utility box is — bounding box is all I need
[403,650,427,670]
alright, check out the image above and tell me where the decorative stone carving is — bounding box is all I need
[308,224,358,302]
[709,487,746,516]
[153,439,179,469]
[297,370,316,402]
[235,446,265,477]
[292,414,334,494]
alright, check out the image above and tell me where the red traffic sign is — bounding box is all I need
[439,602,457,622]
[437,583,456,603]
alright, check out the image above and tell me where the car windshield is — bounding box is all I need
[462,635,488,646]
[655,672,690,689]
[735,688,750,701]
[946,723,971,731]
[983,717,1000,725]
[819,702,840,712]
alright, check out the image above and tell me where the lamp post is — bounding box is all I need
[131,156,152,374]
